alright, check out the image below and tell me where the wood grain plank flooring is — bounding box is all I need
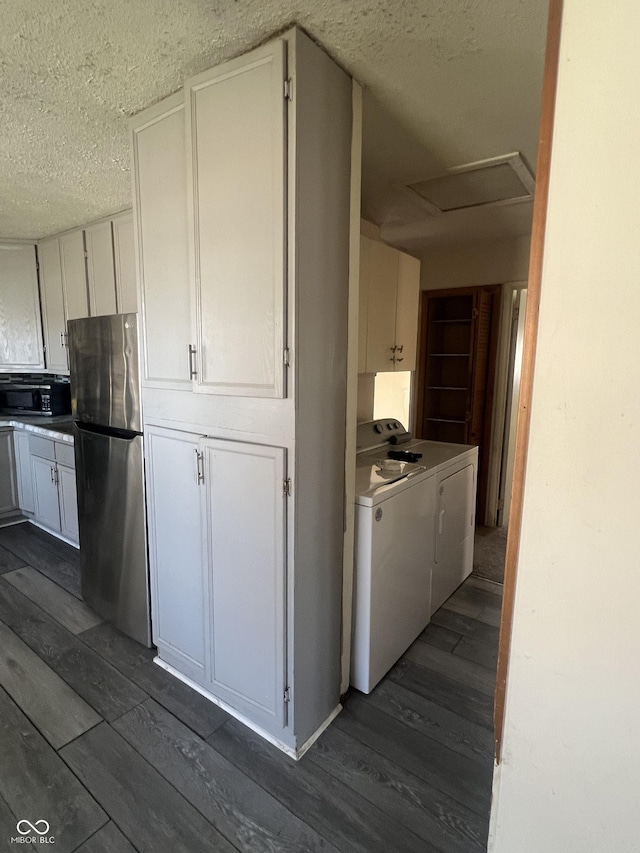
[208,718,429,853]
[60,722,238,853]
[308,722,489,853]
[0,543,27,574]
[0,621,101,749]
[0,686,107,853]
[0,579,146,722]
[334,696,493,819]
[389,659,495,730]
[418,621,462,652]
[79,622,229,739]
[0,526,81,597]
[0,522,502,853]
[404,639,496,697]
[365,680,494,765]
[114,698,339,853]
[72,821,137,853]
[4,566,103,634]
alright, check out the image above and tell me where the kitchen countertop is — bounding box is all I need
[0,416,75,444]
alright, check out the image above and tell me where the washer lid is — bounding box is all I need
[355,459,432,506]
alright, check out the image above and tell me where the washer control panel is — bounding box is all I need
[356,419,410,453]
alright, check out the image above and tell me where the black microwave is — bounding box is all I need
[0,381,71,416]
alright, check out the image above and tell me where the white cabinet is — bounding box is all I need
[29,436,78,546]
[59,229,89,321]
[131,94,191,389]
[58,463,79,543]
[359,236,420,373]
[186,42,286,399]
[203,438,287,729]
[31,454,62,531]
[146,427,209,683]
[139,28,352,756]
[112,211,137,314]
[13,430,34,513]
[85,220,117,317]
[0,428,18,519]
[38,237,69,372]
[0,244,44,370]
[146,426,287,731]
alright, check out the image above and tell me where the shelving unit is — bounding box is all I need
[416,286,500,522]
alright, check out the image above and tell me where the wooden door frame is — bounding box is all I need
[494,0,563,762]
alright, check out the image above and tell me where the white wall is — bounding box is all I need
[418,235,530,291]
[490,2,640,850]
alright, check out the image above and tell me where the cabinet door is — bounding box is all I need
[85,221,117,317]
[358,237,371,374]
[131,94,191,389]
[203,438,287,730]
[38,238,69,372]
[186,40,287,398]
[365,240,398,373]
[112,211,137,314]
[395,251,420,371]
[31,455,61,531]
[60,230,89,320]
[0,430,17,516]
[58,464,78,544]
[145,427,209,683]
[0,244,44,370]
[13,431,34,513]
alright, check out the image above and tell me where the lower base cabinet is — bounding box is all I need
[13,430,34,513]
[0,428,18,519]
[28,435,78,546]
[146,426,288,736]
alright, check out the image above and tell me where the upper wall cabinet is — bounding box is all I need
[37,211,137,373]
[131,93,191,390]
[0,244,44,371]
[186,42,287,399]
[59,229,89,321]
[359,235,420,374]
[112,211,137,315]
[38,237,69,373]
[85,220,117,317]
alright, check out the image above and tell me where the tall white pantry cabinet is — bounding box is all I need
[132,28,353,757]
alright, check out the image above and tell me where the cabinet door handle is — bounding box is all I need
[396,344,403,353]
[194,449,204,484]
[50,466,55,484]
[396,357,404,363]
[188,345,198,379]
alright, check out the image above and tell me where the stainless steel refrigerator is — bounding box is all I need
[67,313,151,647]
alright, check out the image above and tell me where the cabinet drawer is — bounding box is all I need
[55,441,75,468]
[28,434,55,461]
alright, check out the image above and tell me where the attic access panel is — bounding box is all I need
[407,153,535,213]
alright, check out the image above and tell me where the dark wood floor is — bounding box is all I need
[0,521,501,853]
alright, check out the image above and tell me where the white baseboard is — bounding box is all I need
[154,656,342,760]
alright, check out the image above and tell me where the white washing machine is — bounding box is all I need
[351,420,436,694]
[351,420,478,694]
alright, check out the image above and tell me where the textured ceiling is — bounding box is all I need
[0,0,547,246]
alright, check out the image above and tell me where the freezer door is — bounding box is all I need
[75,424,151,646]
[68,313,141,432]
